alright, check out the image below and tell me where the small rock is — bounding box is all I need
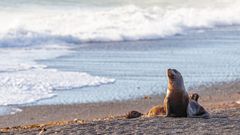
[39,128,47,135]
[73,118,85,124]
[144,96,151,99]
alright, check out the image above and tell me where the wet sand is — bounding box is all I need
[0,81,240,134]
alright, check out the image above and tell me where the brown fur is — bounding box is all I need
[164,69,189,117]
[147,105,166,117]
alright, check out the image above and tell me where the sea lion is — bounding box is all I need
[187,93,210,119]
[190,93,199,102]
[125,110,143,119]
[164,69,189,117]
[147,105,165,117]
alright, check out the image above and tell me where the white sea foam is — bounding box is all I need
[1,1,240,46]
[0,68,114,105]
[0,48,114,106]
[0,48,65,72]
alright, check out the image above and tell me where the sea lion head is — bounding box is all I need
[126,110,143,119]
[167,68,185,91]
[190,93,199,102]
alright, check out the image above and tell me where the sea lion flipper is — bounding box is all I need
[164,97,171,117]
[201,112,210,119]
[165,98,178,117]
[188,113,210,119]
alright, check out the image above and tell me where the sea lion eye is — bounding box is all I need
[172,69,178,73]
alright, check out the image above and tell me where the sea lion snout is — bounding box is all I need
[167,68,175,79]
[167,68,179,79]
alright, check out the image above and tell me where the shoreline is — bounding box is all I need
[0,94,165,128]
[0,80,240,133]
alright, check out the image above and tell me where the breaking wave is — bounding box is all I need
[1,0,240,47]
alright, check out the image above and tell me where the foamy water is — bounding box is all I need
[1,0,240,46]
[0,67,114,105]
[0,48,114,114]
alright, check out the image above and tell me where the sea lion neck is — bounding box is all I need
[167,78,185,91]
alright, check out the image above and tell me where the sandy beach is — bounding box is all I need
[1,0,240,134]
[0,80,239,134]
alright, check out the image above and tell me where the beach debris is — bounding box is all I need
[0,119,86,133]
[126,110,143,119]
[144,96,152,99]
[0,127,10,133]
[73,118,85,124]
[38,128,47,135]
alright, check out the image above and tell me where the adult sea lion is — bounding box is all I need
[187,93,210,119]
[164,69,189,117]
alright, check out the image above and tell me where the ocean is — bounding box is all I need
[0,0,240,115]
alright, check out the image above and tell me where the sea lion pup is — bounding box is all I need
[147,105,166,117]
[125,110,143,119]
[164,69,189,117]
[126,105,165,119]
[187,93,210,119]
[190,93,199,102]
